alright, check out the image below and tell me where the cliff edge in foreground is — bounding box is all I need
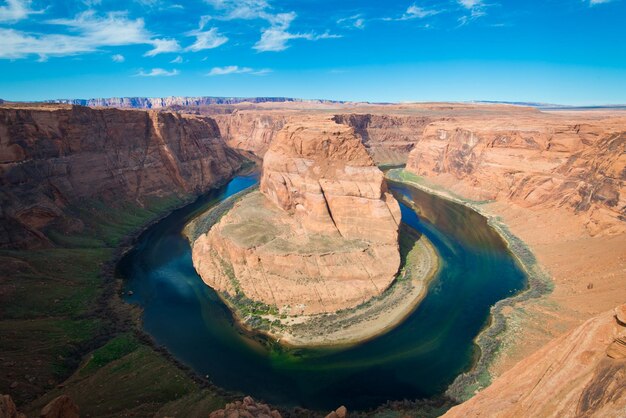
[443,304,626,418]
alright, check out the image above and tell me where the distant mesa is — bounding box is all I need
[45,96,345,109]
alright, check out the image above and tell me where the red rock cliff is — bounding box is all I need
[0,104,243,248]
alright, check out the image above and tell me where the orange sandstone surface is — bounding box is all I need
[442,304,626,418]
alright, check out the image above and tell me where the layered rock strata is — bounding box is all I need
[212,111,289,156]
[192,119,401,315]
[0,104,242,248]
[443,304,626,418]
[405,116,626,236]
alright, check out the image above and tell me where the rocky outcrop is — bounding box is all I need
[405,117,626,236]
[443,304,626,418]
[209,396,281,418]
[192,119,401,315]
[260,121,401,243]
[212,111,435,163]
[325,405,348,418]
[40,395,79,418]
[0,395,25,418]
[0,104,243,249]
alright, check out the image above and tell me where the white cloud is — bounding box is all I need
[458,0,483,8]
[0,0,40,22]
[457,8,486,26]
[47,11,151,45]
[112,53,125,62]
[170,55,183,63]
[337,14,365,29]
[403,5,439,19]
[254,27,339,52]
[382,4,441,22]
[204,0,271,21]
[253,12,340,52]
[456,0,487,25]
[0,10,183,60]
[186,26,228,51]
[204,0,339,52]
[589,0,613,4]
[144,38,180,56]
[137,68,179,76]
[207,65,271,76]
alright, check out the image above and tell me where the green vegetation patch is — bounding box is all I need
[47,194,185,248]
[26,343,213,418]
[81,333,140,375]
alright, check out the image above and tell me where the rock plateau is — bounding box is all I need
[192,119,401,315]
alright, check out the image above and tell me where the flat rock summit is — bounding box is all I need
[192,119,401,315]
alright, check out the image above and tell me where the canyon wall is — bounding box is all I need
[0,104,243,249]
[212,111,289,156]
[192,119,401,315]
[405,116,626,236]
[211,111,436,164]
[333,114,433,164]
[400,109,626,416]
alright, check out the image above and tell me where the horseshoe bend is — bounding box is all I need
[2,2,626,414]
[1,99,625,416]
[187,119,439,346]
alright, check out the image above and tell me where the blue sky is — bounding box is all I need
[0,0,625,104]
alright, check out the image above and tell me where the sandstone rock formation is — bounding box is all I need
[260,121,401,243]
[405,114,626,236]
[0,103,242,248]
[400,108,626,377]
[443,304,626,418]
[192,119,401,315]
[40,395,79,418]
[333,114,432,164]
[0,395,25,418]
[213,111,289,156]
[209,396,281,418]
[324,405,348,418]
